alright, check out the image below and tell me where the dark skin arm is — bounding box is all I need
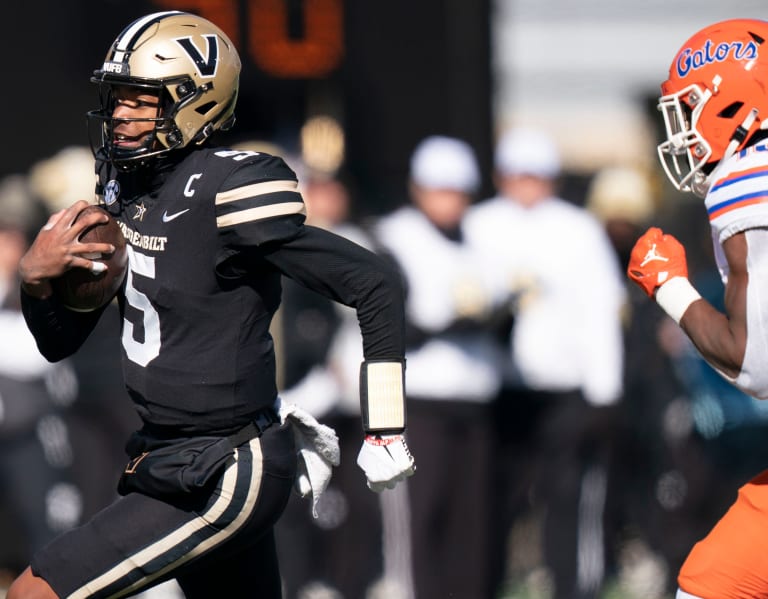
[677,231,747,379]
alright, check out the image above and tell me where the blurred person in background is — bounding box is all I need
[0,175,82,584]
[626,18,768,599]
[464,128,626,599]
[374,135,509,599]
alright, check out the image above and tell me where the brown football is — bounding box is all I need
[52,205,128,312]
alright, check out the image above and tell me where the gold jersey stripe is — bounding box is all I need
[216,201,307,228]
[215,180,299,205]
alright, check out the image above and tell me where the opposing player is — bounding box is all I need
[9,11,414,599]
[627,18,768,599]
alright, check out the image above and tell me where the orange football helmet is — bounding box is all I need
[658,19,768,195]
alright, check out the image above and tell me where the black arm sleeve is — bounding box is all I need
[20,288,107,362]
[260,225,406,361]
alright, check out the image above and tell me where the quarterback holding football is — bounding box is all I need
[11,11,413,599]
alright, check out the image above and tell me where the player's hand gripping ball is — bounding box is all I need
[51,205,127,311]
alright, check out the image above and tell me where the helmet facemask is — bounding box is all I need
[657,83,714,196]
[87,79,181,171]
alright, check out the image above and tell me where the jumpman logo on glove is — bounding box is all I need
[640,243,670,267]
[627,227,689,297]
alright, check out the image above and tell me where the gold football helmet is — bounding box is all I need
[88,11,241,169]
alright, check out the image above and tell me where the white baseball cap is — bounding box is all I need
[495,128,561,179]
[410,135,481,193]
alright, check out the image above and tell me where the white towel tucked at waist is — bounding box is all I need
[275,396,341,517]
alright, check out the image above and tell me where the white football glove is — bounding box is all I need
[356,433,416,492]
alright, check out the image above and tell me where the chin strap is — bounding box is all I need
[724,107,759,161]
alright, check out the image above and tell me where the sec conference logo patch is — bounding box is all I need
[104,180,121,206]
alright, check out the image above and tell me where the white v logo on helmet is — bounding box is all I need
[175,35,219,78]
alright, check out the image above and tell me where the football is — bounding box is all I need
[52,204,128,312]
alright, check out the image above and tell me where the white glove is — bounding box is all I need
[356,433,416,492]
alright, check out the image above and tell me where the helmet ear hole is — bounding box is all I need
[718,102,745,119]
[195,101,217,116]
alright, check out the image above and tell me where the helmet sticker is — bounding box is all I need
[102,62,127,75]
[676,39,759,78]
[174,35,219,78]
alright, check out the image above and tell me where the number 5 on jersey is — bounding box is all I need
[123,246,161,366]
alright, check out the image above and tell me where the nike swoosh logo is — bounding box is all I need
[162,209,190,223]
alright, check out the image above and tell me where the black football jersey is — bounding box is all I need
[22,145,405,436]
[93,147,299,433]
[87,146,404,435]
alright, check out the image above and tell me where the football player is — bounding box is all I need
[627,18,768,599]
[9,11,414,599]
